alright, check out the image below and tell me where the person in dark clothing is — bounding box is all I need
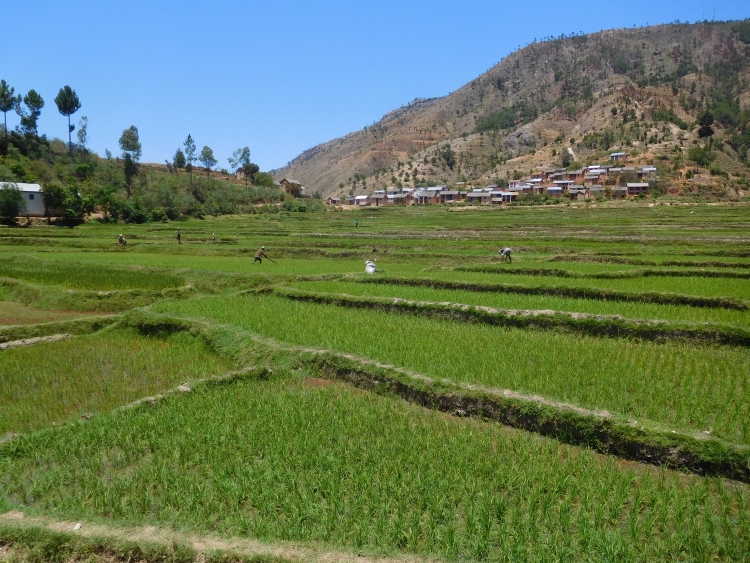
[252,246,268,264]
[177,227,181,244]
[118,234,126,246]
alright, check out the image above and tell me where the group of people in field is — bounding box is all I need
[116,228,512,267]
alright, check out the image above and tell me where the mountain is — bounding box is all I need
[273,20,750,198]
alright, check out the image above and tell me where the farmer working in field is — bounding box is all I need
[252,246,272,264]
[176,227,181,244]
[499,247,512,263]
[118,234,126,246]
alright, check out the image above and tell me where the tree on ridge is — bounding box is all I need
[54,86,82,152]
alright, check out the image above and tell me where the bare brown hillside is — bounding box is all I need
[273,20,750,198]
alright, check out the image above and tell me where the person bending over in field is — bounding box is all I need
[499,247,512,263]
[253,246,268,264]
[118,234,127,246]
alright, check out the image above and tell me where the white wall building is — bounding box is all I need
[0,182,46,217]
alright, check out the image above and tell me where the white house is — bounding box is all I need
[0,182,46,216]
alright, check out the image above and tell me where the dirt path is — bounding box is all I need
[0,333,70,350]
[0,511,433,563]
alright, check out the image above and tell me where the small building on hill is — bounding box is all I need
[627,182,650,196]
[279,178,305,195]
[327,196,341,205]
[610,152,628,162]
[0,182,46,217]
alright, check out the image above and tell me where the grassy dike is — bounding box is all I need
[353,276,749,310]
[268,286,750,348]
[77,310,750,481]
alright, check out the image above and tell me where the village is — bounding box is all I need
[309,152,658,207]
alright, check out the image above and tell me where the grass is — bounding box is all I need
[1,371,747,562]
[0,204,748,560]
[288,279,750,325]
[153,293,750,444]
[0,301,108,326]
[0,328,232,435]
[0,256,184,290]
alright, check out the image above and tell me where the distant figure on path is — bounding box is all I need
[177,227,181,244]
[499,247,512,263]
[118,234,126,246]
[355,220,359,228]
[253,246,268,264]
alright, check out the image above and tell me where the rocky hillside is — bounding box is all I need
[273,20,750,198]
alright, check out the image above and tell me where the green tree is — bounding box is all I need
[17,90,44,135]
[228,147,251,169]
[199,146,217,177]
[0,80,21,138]
[228,147,254,185]
[54,86,82,152]
[41,181,66,219]
[119,126,142,196]
[697,109,715,140]
[0,182,27,221]
[561,150,571,168]
[173,148,186,173]
[183,134,197,186]
[76,116,88,150]
[688,145,714,172]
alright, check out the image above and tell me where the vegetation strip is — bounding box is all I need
[270,287,750,347]
[551,255,750,269]
[356,276,747,310]
[0,277,195,313]
[458,264,750,280]
[0,315,118,344]
[0,516,308,563]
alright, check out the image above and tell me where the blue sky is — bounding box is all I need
[2,1,748,171]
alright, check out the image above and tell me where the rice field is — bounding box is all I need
[0,203,748,561]
[1,373,747,562]
[287,279,750,325]
[0,329,231,435]
[152,293,750,443]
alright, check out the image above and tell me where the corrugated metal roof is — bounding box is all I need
[1,182,43,193]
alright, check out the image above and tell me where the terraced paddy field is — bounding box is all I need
[1,202,749,562]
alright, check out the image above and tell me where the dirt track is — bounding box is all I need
[0,511,433,563]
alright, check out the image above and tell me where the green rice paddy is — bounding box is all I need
[0,202,748,561]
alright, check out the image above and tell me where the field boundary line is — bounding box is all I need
[0,315,118,344]
[269,286,750,347]
[0,511,432,563]
[549,254,750,269]
[354,276,747,310]
[458,264,750,280]
[0,334,70,351]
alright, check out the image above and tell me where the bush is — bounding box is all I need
[0,182,27,220]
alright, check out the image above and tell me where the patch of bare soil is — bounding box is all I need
[0,511,433,563]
